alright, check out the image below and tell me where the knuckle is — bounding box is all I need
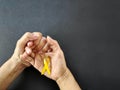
[39,32,42,36]
[25,32,31,36]
[24,32,31,39]
[33,32,42,36]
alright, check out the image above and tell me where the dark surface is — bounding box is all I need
[0,0,120,90]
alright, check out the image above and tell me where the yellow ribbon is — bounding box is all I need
[41,56,51,75]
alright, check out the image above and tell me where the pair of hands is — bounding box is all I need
[12,32,67,81]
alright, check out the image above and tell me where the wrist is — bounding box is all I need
[0,56,26,89]
[56,68,71,85]
[10,55,26,70]
[56,68,81,90]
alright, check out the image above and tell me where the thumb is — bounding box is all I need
[47,36,61,51]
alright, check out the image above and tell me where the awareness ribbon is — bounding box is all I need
[41,56,51,75]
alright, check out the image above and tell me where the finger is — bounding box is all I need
[42,43,50,53]
[45,52,54,57]
[25,46,35,58]
[34,54,44,72]
[27,41,34,47]
[35,37,47,51]
[31,52,35,58]
[20,52,32,66]
[31,32,42,49]
[17,32,39,49]
[25,47,32,55]
[46,36,54,45]
[25,56,34,66]
[20,51,35,65]
[20,52,28,60]
[47,36,60,51]
[47,48,53,52]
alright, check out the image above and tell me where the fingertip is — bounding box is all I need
[32,32,42,38]
[27,41,33,47]
[47,36,53,44]
[32,32,42,40]
[47,36,52,39]
[25,47,32,55]
[41,37,47,43]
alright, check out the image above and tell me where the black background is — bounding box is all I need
[0,0,120,90]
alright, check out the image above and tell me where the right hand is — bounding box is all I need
[43,36,68,81]
[26,36,68,81]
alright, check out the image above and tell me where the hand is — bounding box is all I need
[11,32,42,67]
[44,36,68,81]
[25,36,68,81]
[25,35,81,90]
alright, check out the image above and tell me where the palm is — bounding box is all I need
[49,51,67,80]
[32,50,66,81]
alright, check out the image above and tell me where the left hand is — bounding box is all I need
[11,32,42,67]
[24,37,49,71]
